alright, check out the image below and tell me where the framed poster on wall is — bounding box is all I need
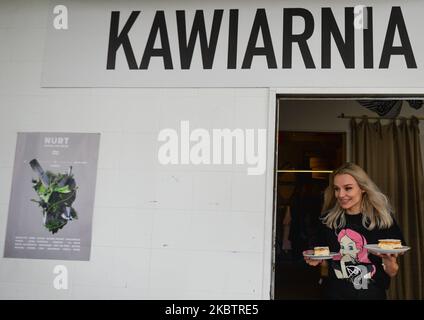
[3,132,100,261]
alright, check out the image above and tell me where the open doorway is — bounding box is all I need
[274,131,345,299]
[273,99,348,299]
[271,96,424,300]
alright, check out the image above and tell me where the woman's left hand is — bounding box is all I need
[375,253,399,277]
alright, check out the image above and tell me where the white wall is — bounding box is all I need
[0,1,271,299]
[279,100,424,167]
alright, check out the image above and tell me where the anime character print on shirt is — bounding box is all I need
[332,229,376,283]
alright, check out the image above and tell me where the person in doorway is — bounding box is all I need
[303,162,405,300]
[281,205,292,253]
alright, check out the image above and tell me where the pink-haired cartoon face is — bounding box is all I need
[339,235,360,259]
[336,229,371,264]
[333,228,376,280]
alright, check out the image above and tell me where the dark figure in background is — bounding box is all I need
[275,168,296,260]
[289,174,325,260]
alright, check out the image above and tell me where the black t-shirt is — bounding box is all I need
[313,212,405,299]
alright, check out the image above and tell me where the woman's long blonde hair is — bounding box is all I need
[321,162,393,230]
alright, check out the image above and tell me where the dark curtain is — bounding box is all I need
[351,116,424,299]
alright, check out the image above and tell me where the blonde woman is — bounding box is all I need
[304,162,405,300]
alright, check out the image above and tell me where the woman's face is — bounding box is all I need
[334,174,364,214]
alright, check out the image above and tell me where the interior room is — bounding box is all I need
[273,98,424,299]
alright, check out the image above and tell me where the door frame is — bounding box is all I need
[264,90,424,299]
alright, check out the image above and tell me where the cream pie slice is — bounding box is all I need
[314,246,330,256]
[378,239,402,250]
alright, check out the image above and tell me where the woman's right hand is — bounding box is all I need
[303,250,323,266]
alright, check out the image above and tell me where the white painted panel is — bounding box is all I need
[231,173,266,212]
